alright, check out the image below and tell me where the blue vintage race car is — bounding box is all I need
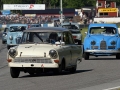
[2,27,9,44]
[6,24,28,49]
[28,24,41,28]
[83,23,120,60]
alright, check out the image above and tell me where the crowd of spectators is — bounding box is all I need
[0,15,57,25]
[0,13,93,25]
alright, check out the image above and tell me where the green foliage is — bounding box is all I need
[1,0,120,9]
[81,27,88,43]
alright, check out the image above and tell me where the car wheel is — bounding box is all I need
[28,72,35,76]
[84,52,89,60]
[116,54,120,59]
[78,40,82,45]
[69,65,77,73]
[10,67,20,78]
[53,61,65,74]
[7,45,11,50]
[2,41,6,44]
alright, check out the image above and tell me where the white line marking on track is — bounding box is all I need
[103,86,120,90]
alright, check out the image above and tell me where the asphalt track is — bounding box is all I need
[0,32,120,90]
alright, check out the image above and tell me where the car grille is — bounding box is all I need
[16,37,21,44]
[108,46,115,49]
[91,46,98,49]
[100,40,107,50]
[14,57,52,63]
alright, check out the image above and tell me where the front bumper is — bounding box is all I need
[84,50,120,53]
[8,62,58,68]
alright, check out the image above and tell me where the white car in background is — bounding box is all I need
[60,22,82,45]
[7,27,82,78]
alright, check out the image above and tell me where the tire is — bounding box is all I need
[28,72,35,76]
[84,52,89,60]
[2,41,6,44]
[10,67,20,78]
[116,54,120,59]
[7,45,11,50]
[69,65,77,73]
[53,61,65,74]
[78,40,82,45]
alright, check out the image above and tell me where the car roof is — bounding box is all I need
[61,22,79,26]
[8,24,28,27]
[89,23,118,28]
[24,27,69,32]
[29,24,40,25]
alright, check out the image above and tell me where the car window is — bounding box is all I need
[21,32,62,44]
[68,32,75,44]
[10,26,26,32]
[62,25,79,29]
[90,27,116,35]
[63,32,70,44]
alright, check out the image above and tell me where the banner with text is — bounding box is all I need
[3,4,45,10]
[98,8,118,12]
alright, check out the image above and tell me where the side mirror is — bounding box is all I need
[61,41,65,45]
[55,41,65,46]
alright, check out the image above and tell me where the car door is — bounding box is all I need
[62,32,72,67]
[68,32,82,65]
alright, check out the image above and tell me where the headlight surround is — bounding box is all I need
[2,34,6,37]
[91,40,96,45]
[9,36,13,40]
[49,50,58,59]
[8,49,17,58]
[111,41,116,45]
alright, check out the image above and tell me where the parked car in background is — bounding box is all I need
[7,24,28,49]
[60,22,82,45]
[7,27,82,78]
[83,23,120,60]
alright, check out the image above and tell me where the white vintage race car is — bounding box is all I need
[7,27,82,78]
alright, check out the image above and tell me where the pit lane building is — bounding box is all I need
[96,0,119,17]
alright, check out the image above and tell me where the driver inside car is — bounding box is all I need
[48,32,58,44]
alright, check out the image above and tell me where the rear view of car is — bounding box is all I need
[60,22,82,45]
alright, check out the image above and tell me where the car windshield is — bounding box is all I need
[21,31,62,44]
[62,25,79,29]
[90,27,116,35]
[10,26,26,32]
[31,25,40,27]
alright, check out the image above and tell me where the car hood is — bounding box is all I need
[86,34,118,42]
[16,44,61,57]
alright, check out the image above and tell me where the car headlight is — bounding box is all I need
[91,40,96,45]
[2,34,6,37]
[8,49,17,58]
[111,41,116,45]
[49,50,58,59]
[9,36,13,40]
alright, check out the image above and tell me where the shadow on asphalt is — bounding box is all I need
[19,69,93,78]
[85,58,120,60]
